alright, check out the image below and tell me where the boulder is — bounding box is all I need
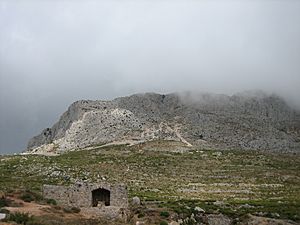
[132,196,141,206]
[0,213,6,220]
[194,206,205,213]
[207,214,231,225]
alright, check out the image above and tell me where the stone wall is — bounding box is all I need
[43,182,128,208]
[43,185,70,206]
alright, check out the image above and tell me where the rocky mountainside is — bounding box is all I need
[27,91,300,154]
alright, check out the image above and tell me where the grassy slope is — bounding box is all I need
[1,141,300,221]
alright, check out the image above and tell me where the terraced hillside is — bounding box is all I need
[1,141,300,223]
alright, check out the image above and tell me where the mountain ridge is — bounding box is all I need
[26,91,300,154]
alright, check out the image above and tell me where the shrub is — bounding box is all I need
[0,208,10,214]
[30,192,43,202]
[20,193,34,203]
[71,207,81,213]
[160,221,168,225]
[137,212,145,218]
[160,211,170,218]
[21,191,43,203]
[63,206,81,213]
[0,197,9,208]
[6,212,34,224]
[63,207,72,213]
[46,199,57,205]
[7,189,14,194]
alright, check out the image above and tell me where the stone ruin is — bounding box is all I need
[43,182,128,219]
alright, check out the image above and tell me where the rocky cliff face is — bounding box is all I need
[27,91,300,153]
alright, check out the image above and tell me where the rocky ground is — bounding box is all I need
[1,141,300,224]
[0,189,298,225]
[27,91,300,154]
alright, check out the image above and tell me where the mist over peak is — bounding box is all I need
[1,1,300,153]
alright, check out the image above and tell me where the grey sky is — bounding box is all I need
[0,0,300,154]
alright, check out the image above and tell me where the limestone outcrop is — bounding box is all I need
[26,91,300,153]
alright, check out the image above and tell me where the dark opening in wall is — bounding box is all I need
[92,188,110,207]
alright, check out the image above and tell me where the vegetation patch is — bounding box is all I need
[160,211,170,218]
[159,221,168,225]
[0,141,300,222]
[45,198,57,205]
[4,212,35,225]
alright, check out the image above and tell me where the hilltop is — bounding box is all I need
[2,91,300,224]
[27,91,300,154]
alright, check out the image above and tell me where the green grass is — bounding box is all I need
[0,141,299,221]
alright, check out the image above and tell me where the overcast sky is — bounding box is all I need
[0,0,300,154]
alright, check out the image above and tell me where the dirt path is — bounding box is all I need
[4,198,52,217]
[173,124,193,147]
[3,197,85,220]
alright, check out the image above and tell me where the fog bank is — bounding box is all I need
[1,1,300,153]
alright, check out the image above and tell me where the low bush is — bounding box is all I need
[160,221,168,225]
[21,193,35,203]
[71,207,81,213]
[160,211,170,218]
[0,197,9,208]
[63,206,81,213]
[0,208,10,214]
[6,212,34,224]
[63,207,72,213]
[20,190,43,203]
[46,199,57,205]
[137,212,145,218]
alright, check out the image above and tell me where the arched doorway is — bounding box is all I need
[92,188,110,207]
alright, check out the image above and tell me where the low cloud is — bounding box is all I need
[1,0,300,153]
